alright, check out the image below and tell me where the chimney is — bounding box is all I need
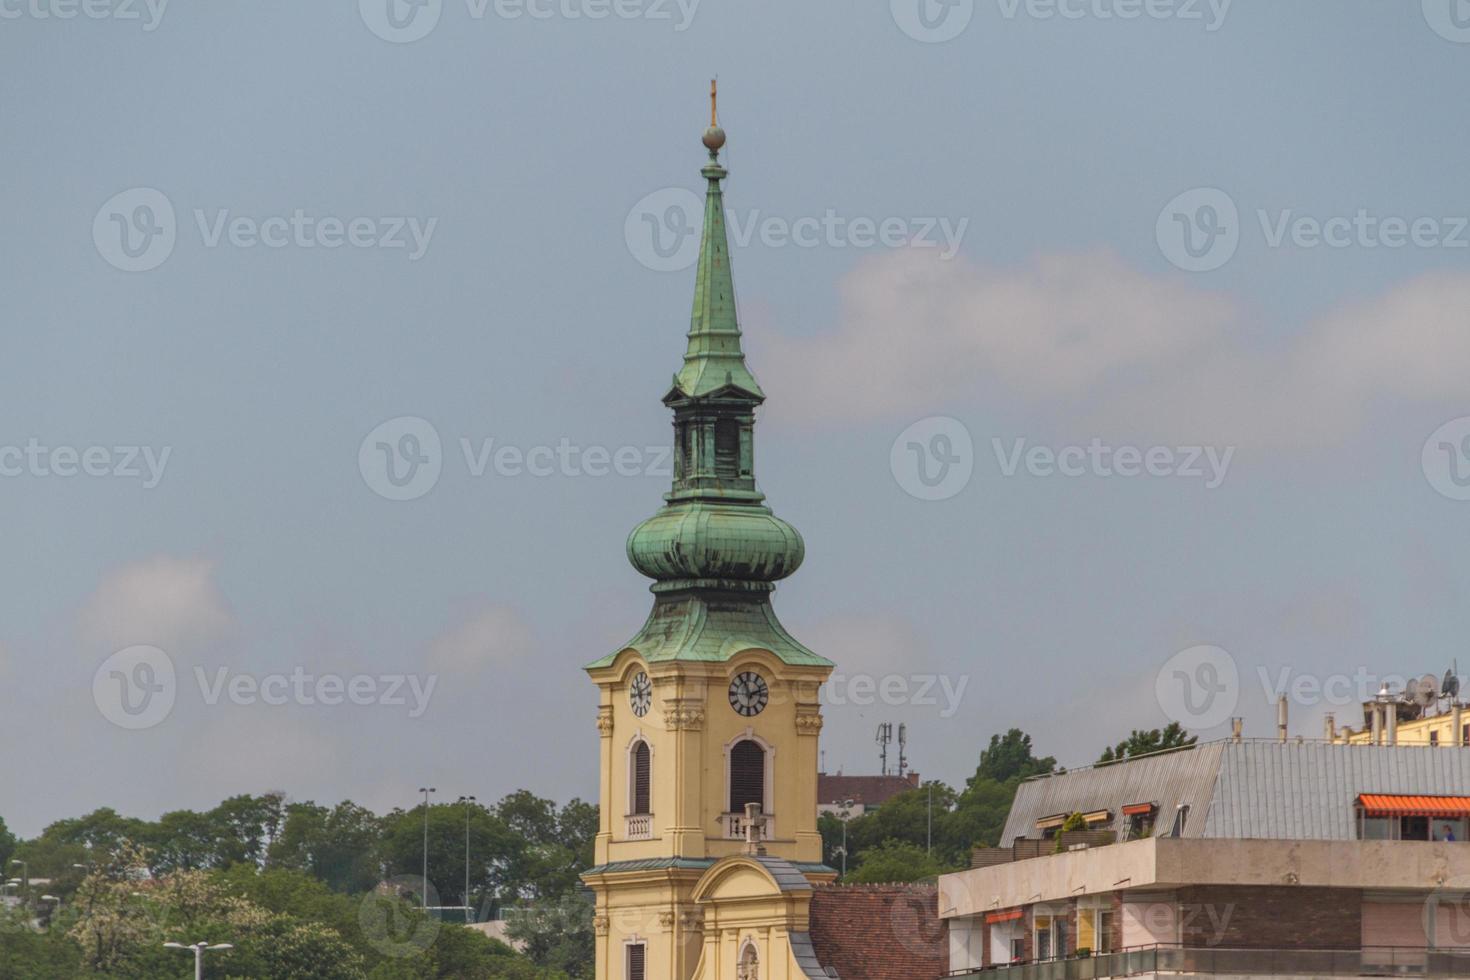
[1277,695,1288,743]
[1371,703,1383,745]
[1231,717,1243,742]
[907,772,920,788]
[1386,703,1398,746]
[1455,705,1464,747]
[1324,713,1336,742]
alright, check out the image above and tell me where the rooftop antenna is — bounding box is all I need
[897,723,909,778]
[1445,662,1461,705]
[876,723,892,776]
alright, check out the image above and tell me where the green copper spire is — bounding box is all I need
[587,92,828,670]
[669,84,764,402]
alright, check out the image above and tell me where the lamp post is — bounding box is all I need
[456,795,477,923]
[418,787,436,912]
[836,799,855,878]
[10,859,26,892]
[163,941,233,980]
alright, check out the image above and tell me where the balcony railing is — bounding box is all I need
[625,814,653,840]
[722,812,774,841]
[949,944,1470,979]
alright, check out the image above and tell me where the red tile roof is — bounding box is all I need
[808,884,947,980]
[818,773,920,807]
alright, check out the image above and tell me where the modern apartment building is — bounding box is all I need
[939,740,1470,978]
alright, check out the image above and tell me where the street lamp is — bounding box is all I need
[10,860,26,891]
[456,795,477,923]
[836,799,855,878]
[418,787,436,912]
[163,941,233,980]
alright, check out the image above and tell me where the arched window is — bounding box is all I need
[729,739,766,813]
[632,740,651,816]
[738,941,759,980]
[714,418,740,478]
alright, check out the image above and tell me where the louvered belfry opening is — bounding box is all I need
[729,739,766,813]
[632,741,651,815]
[627,943,646,980]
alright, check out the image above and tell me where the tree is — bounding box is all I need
[268,801,384,894]
[503,890,595,979]
[971,729,1058,785]
[380,802,516,911]
[1098,722,1198,764]
[846,840,946,884]
[0,815,16,873]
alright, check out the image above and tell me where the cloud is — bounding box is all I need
[758,248,1470,448]
[425,603,536,674]
[77,555,234,655]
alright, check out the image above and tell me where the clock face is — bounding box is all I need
[629,671,652,717]
[728,671,769,717]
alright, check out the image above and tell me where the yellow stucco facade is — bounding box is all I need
[583,649,836,980]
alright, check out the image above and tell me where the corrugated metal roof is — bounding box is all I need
[1205,742,1470,839]
[1001,744,1225,845]
[1005,741,1470,845]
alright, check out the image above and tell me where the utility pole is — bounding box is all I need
[418,787,436,912]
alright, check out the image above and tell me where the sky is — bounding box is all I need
[3,0,1470,837]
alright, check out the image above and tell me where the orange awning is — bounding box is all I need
[985,909,1024,924]
[1122,802,1156,816]
[1358,794,1470,817]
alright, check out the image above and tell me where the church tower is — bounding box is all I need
[583,86,836,980]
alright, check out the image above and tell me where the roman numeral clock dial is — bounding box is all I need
[728,671,768,717]
[629,671,652,717]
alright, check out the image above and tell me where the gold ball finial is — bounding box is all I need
[702,78,725,152]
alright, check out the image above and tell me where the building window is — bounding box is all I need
[1123,804,1157,840]
[1168,804,1190,837]
[1034,912,1066,961]
[714,419,740,478]
[632,741,651,815]
[627,943,646,980]
[1432,730,1441,746]
[737,941,760,980]
[730,739,766,813]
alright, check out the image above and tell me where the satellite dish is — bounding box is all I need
[1445,667,1461,702]
[1406,677,1422,702]
[1416,673,1441,710]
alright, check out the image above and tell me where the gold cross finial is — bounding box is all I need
[710,78,718,127]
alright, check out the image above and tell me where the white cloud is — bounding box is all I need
[759,249,1470,448]
[77,555,234,655]
[425,603,535,674]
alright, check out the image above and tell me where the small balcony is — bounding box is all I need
[722,812,774,841]
[625,814,653,840]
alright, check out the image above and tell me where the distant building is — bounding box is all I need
[941,740,1470,977]
[1329,668,1469,748]
[817,772,921,818]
